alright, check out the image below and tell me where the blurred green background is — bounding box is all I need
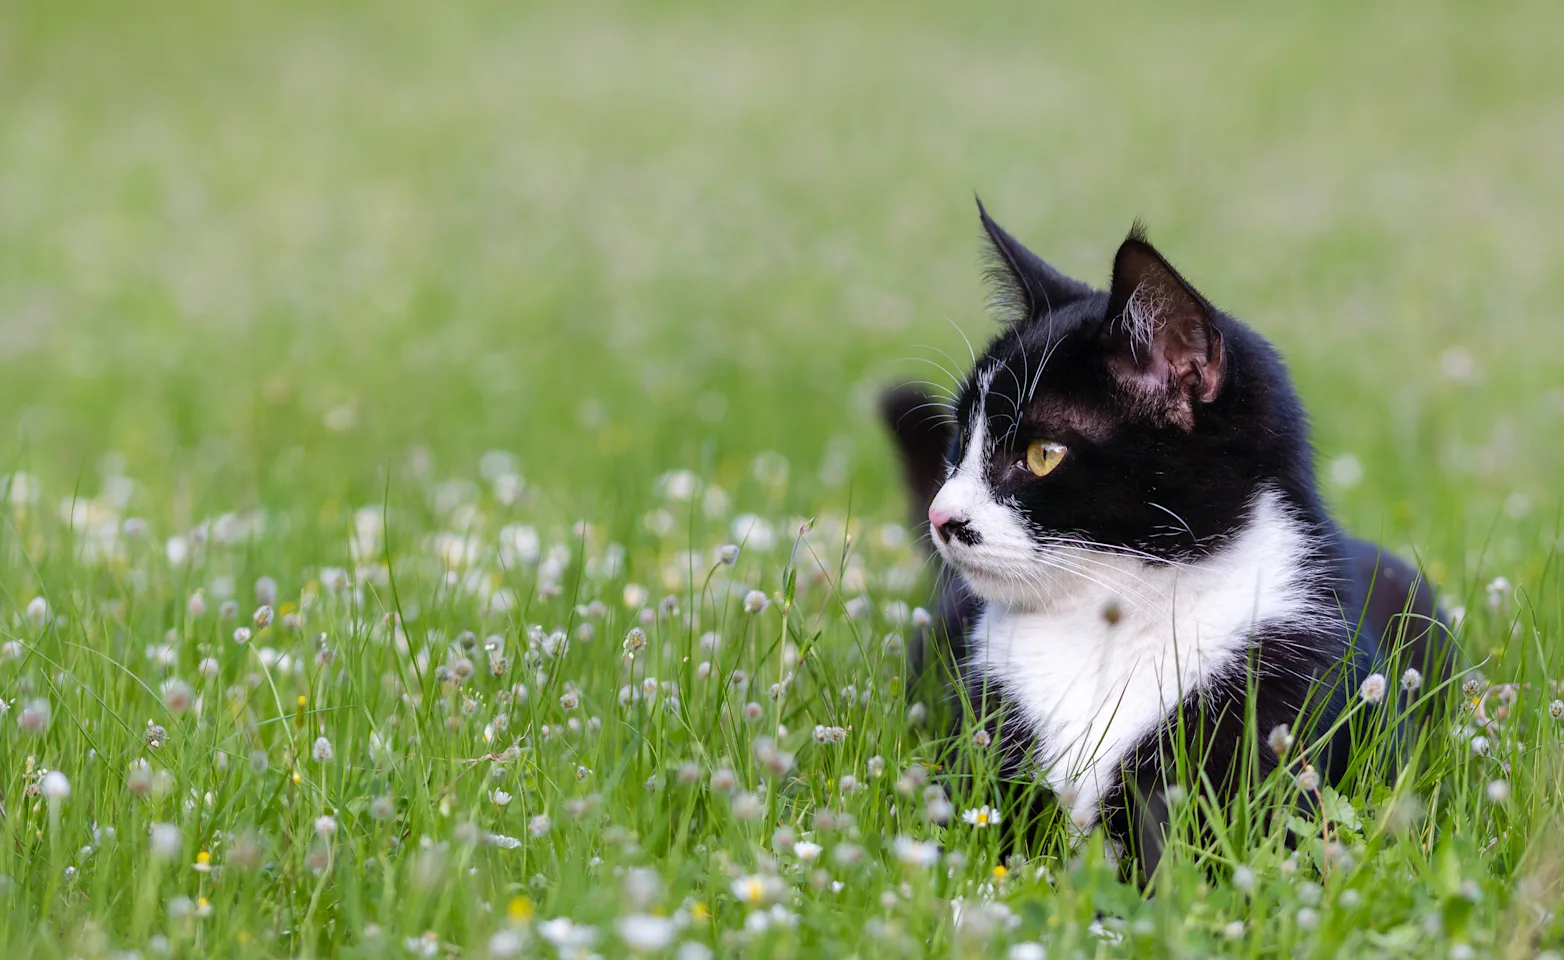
[3,0,1561,585]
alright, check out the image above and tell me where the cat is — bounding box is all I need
[883,199,1454,874]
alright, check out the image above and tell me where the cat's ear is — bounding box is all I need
[1101,226,1225,430]
[977,196,1092,324]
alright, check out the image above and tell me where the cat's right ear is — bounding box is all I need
[977,197,1092,324]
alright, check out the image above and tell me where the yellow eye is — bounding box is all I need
[1025,440,1067,477]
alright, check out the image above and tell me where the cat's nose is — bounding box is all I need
[929,506,973,544]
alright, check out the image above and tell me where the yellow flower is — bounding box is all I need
[993,865,1008,880]
[194,850,212,873]
[690,902,710,922]
[507,896,534,923]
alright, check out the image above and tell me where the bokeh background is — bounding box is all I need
[4,0,1561,589]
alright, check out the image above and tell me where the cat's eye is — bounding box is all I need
[1025,440,1067,477]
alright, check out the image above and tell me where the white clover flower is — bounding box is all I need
[1486,576,1512,609]
[742,590,769,615]
[1223,921,1245,941]
[233,627,251,645]
[538,918,597,951]
[1267,723,1294,758]
[1008,943,1047,960]
[149,822,182,860]
[1295,766,1320,792]
[313,815,337,838]
[312,737,334,762]
[1360,673,1388,704]
[1401,668,1423,693]
[252,605,274,630]
[893,836,940,867]
[40,770,70,801]
[1487,779,1510,804]
[1296,907,1318,930]
[17,699,51,735]
[867,755,885,777]
[528,814,552,837]
[1232,864,1257,893]
[162,679,195,715]
[488,930,524,958]
[716,544,740,566]
[961,805,1001,828]
[187,592,207,618]
[618,914,677,953]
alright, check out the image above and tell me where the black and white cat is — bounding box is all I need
[884,201,1453,870]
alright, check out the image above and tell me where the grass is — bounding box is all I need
[2,0,1563,956]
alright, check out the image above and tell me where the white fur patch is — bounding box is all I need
[960,489,1330,829]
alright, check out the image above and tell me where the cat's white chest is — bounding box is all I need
[963,491,1326,826]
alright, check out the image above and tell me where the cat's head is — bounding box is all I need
[928,201,1317,606]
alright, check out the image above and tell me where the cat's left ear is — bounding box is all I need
[1101,228,1226,430]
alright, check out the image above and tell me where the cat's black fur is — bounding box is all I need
[883,200,1455,875]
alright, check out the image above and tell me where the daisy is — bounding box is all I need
[962,805,1002,828]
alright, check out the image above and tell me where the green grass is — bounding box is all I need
[2,0,1563,956]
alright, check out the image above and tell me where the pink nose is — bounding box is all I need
[929,505,972,543]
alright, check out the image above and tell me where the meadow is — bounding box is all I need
[2,0,1563,956]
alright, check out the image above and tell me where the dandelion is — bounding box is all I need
[1360,673,1387,704]
[618,915,677,953]
[312,737,334,762]
[962,805,1002,828]
[1487,779,1510,804]
[149,822,182,860]
[1402,668,1423,693]
[793,841,822,861]
[717,544,740,566]
[1268,724,1294,758]
[40,770,69,801]
[742,590,769,615]
[17,699,51,735]
[528,814,552,837]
